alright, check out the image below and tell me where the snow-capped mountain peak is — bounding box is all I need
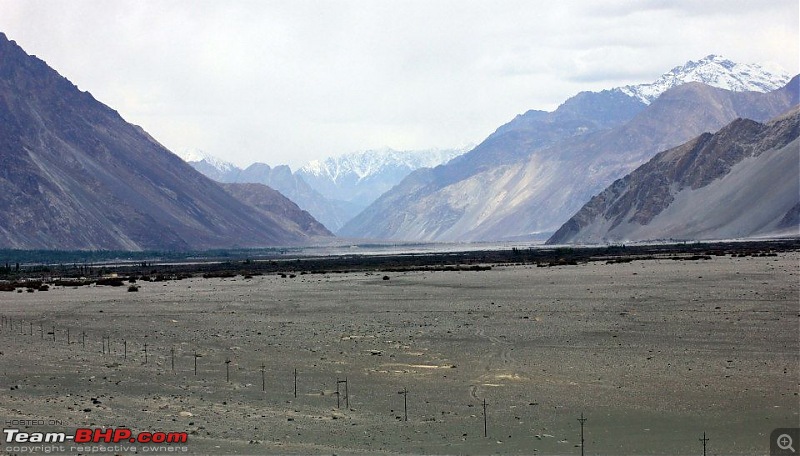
[296,146,472,209]
[617,55,792,104]
[177,148,236,173]
[299,147,469,183]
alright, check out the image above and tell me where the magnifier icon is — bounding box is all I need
[778,434,796,452]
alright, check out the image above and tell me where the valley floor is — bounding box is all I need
[0,252,797,454]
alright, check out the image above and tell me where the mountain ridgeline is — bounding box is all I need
[184,148,466,232]
[1,31,795,251]
[339,68,797,242]
[183,55,795,244]
[0,33,330,250]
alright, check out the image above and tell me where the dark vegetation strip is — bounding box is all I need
[0,239,797,290]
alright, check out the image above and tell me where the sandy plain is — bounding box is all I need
[0,251,797,455]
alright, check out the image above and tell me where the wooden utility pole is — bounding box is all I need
[700,432,709,456]
[578,413,587,456]
[336,378,343,408]
[483,398,488,438]
[261,364,266,392]
[336,378,349,409]
[398,387,408,421]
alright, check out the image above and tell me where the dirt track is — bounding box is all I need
[0,252,797,454]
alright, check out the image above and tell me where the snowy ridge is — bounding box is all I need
[617,55,791,104]
[300,147,469,183]
[177,148,237,173]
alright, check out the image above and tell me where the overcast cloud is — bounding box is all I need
[0,0,797,168]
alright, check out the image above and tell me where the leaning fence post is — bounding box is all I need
[261,364,266,392]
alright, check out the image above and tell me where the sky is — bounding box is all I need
[0,1,797,169]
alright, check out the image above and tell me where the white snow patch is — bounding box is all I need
[176,148,236,173]
[298,147,470,182]
[616,55,791,104]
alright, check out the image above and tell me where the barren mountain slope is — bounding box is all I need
[0,33,330,250]
[547,107,800,244]
[342,78,799,241]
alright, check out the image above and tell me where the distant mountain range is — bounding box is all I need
[339,56,797,242]
[547,107,800,244]
[297,148,468,208]
[181,147,467,232]
[2,31,795,251]
[0,33,330,250]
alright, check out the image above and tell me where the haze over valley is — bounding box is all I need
[182,56,797,245]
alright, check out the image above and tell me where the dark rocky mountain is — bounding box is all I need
[547,107,800,244]
[0,33,331,250]
[340,76,799,242]
[219,183,330,237]
[230,162,358,233]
